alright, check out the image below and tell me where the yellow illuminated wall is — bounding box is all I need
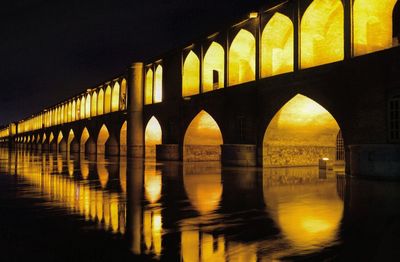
[145,116,162,157]
[354,0,397,56]
[72,100,76,121]
[261,13,294,77]
[105,86,111,114]
[91,92,97,117]
[120,121,127,156]
[229,29,255,86]
[97,89,104,115]
[120,79,127,110]
[183,110,223,161]
[111,82,120,112]
[85,94,91,118]
[76,98,81,120]
[154,66,163,103]
[80,96,86,119]
[182,51,200,97]
[264,94,340,167]
[301,0,344,68]
[145,69,153,105]
[203,42,225,92]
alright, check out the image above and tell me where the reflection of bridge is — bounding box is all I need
[1,0,400,178]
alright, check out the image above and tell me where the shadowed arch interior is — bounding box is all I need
[183,110,223,161]
[145,116,162,158]
[263,94,342,167]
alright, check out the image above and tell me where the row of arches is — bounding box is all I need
[145,65,163,105]
[182,0,398,96]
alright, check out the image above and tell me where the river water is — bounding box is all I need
[0,148,399,261]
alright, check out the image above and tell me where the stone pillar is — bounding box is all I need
[127,62,144,158]
[349,144,400,178]
[221,144,257,167]
[70,139,80,153]
[58,138,67,152]
[344,0,353,59]
[105,136,119,156]
[156,144,180,161]
[85,138,97,155]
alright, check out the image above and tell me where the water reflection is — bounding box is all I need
[5,148,390,260]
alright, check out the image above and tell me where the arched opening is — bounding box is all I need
[261,13,294,77]
[72,100,76,122]
[67,102,72,122]
[120,79,127,110]
[354,0,398,56]
[76,98,81,120]
[120,121,127,156]
[145,69,154,105]
[145,116,162,158]
[91,92,97,117]
[97,124,110,155]
[49,132,54,144]
[104,86,112,114]
[229,29,256,86]
[63,104,68,123]
[97,89,104,115]
[263,94,342,168]
[85,94,91,118]
[111,82,120,112]
[182,51,200,97]
[80,128,90,153]
[80,96,86,119]
[301,0,344,68]
[67,129,75,152]
[154,65,163,103]
[183,110,223,161]
[42,133,47,143]
[57,131,65,152]
[203,42,225,92]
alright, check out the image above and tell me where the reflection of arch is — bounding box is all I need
[145,69,153,105]
[111,82,120,112]
[105,86,112,113]
[263,94,341,167]
[229,29,255,86]
[354,0,397,56]
[145,116,162,158]
[203,42,225,92]
[120,121,127,156]
[154,65,163,103]
[261,13,293,77]
[182,51,200,97]
[183,110,223,161]
[301,0,344,68]
[144,164,162,204]
[97,124,110,155]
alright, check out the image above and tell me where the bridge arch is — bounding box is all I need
[85,94,91,118]
[263,94,343,168]
[183,110,223,161]
[57,130,66,152]
[261,12,293,77]
[112,82,120,112]
[145,68,153,104]
[154,65,163,103]
[80,127,93,154]
[182,51,200,97]
[228,29,255,86]
[97,124,110,155]
[91,91,97,117]
[203,42,225,92]
[67,129,76,153]
[145,116,162,158]
[97,88,104,115]
[105,85,112,114]
[301,0,344,68]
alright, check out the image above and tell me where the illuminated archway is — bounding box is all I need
[120,79,127,110]
[85,94,91,118]
[120,121,127,156]
[42,133,47,144]
[301,0,344,68]
[97,89,104,115]
[80,128,90,153]
[57,131,63,144]
[154,66,163,103]
[263,94,341,167]
[49,132,54,144]
[229,29,255,86]
[354,0,397,56]
[183,110,223,161]
[182,51,200,97]
[261,13,293,77]
[203,42,225,92]
[91,92,97,117]
[97,124,110,155]
[111,82,120,112]
[76,98,81,120]
[80,96,86,119]
[67,129,75,152]
[72,100,76,121]
[145,116,162,158]
[145,69,154,105]
[104,86,112,113]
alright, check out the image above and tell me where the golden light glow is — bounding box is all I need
[301,0,344,68]
[181,230,226,262]
[67,129,74,150]
[85,94,91,118]
[145,69,154,105]
[144,209,162,257]
[264,94,340,167]
[145,116,162,158]
[203,42,225,92]
[91,92,97,117]
[144,167,162,204]
[120,121,127,156]
[97,89,104,115]
[354,0,397,56]
[184,110,223,161]
[229,29,255,86]
[49,132,54,144]
[80,127,90,153]
[42,133,47,143]
[120,79,127,110]
[182,51,200,97]
[154,65,163,103]
[57,131,63,144]
[76,98,81,120]
[261,13,294,77]
[104,85,111,114]
[111,82,120,112]
[97,159,109,189]
[97,124,109,155]
[80,96,85,119]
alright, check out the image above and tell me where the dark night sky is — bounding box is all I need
[0,0,267,126]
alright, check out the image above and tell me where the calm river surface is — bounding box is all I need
[0,148,400,261]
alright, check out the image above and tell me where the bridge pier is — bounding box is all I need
[156,144,180,161]
[85,138,97,154]
[105,136,119,156]
[349,144,400,179]
[70,139,80,153]
[221,144,257,167]
[59,138,67,153]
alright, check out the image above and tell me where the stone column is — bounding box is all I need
[344,0,353,59]
[127,62,144,158]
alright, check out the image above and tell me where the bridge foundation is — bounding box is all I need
[156,144,180,161]
[221,144,257,167]
[349,144,400,179]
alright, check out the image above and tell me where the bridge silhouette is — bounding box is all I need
[1,0,400,178]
